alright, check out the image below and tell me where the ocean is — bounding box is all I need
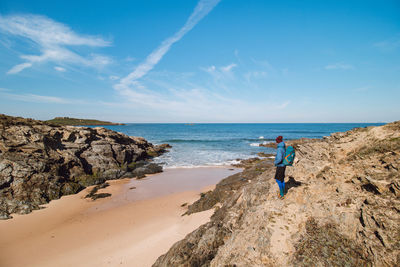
[99,123,383,168]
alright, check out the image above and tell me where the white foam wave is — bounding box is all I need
[161,158,246,169]
[250,143,260,147]
[259,136,264,139]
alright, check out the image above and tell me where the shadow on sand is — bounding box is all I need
[285,176,302,194]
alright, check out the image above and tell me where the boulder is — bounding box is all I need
[0,114,168,218]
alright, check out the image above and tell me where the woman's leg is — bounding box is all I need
[280,180,285,196]
[276,179,285,197]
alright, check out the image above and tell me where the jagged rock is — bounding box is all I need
[146,143,172,157]
[154,121,400,267]
[232,157,261,169]
[257,152,274,158]
[185,158,273,215]
[0,114,169,218]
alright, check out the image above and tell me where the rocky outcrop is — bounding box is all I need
[0,114,169,219]
[154,122,400,266]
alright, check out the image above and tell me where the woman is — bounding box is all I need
[274,136,286,198]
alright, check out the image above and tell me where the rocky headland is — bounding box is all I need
[0,114,169,219]
[154,122,400,266]
[45,117,125,126]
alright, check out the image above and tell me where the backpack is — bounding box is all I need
[283,146,295,166]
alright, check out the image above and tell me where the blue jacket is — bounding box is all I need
[274,142,286,167]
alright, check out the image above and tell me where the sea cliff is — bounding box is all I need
[154,121,400,266]
[0,114,168,219]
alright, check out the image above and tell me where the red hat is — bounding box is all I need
[276,136,283,143]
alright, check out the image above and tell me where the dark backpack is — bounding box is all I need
[283,146,295,166]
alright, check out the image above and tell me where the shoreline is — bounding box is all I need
[0,166,241,267]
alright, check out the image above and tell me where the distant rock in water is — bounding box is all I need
[45,116,125,126]
[154,121,400,267]
[0,114,170,219]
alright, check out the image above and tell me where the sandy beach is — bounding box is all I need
[0,167,240,267]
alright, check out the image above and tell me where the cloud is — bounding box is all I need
[220,63,237,73]
[54,66,66,72]
[202,63,237,78]
[107,1,288,121]
[7,62,33,74]
[107,83,291,122]
[1,92,68,104]
[0,14,111,74]
[204,65,216,73]
[275,101,290,110]
[109,75,120,80]
[125,56,136,62]
[373,38,400,51]
[0,88,89,104]
[244,71,267,81]
[116,0,221,91]
[324,63,354,70]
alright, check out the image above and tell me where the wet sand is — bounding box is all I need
[0,167,240,267]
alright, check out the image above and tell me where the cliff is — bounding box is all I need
[0,114,168,219]
[154,122,400,266]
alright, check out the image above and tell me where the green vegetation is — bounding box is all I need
[45,117,124,126]
[146,150,159,157]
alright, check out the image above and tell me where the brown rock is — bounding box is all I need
[0,114,169,219]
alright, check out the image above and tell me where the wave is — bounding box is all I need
[279,130,329,134]
[162,138,275,144]
[249,141,273,147]
[244,138,275,142]
[162,159,245,169]
[161,139,223,144]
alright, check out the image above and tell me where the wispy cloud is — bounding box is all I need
[244,71,267,82]
[275,101,290,109]
[54,66,66,72]
[7,62,32,74]
[373,37,400,51]
[115,0,221,91]
[324,63,354,70]
[109,75,120,80]
[202,63,237,75]
[125,56,136,62]
[0,14,111,74]
[0,88,90,104]
[1,92,67,104]
[220,63,237,73]
[108,1,289,121]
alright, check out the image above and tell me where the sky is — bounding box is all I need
[0,0,399,123]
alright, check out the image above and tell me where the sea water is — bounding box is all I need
[99,123,383,168]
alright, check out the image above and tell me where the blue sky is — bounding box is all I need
[0,0,399,122]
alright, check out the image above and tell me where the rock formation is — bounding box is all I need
[0,114,169,219]
[154,122,400,266]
